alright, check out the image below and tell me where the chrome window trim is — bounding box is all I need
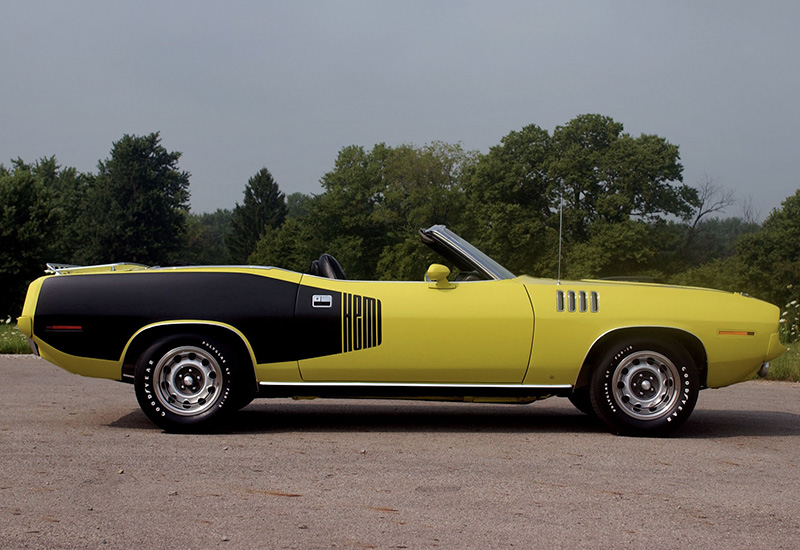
[424,225,515,280]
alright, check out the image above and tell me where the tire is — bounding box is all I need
[229,391,257,412]
[134,335,246,432]
[568,386,596,417]
[589,338,699,436]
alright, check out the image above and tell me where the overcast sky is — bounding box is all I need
[2,1,798,218]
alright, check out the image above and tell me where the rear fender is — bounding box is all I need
[121,321,259,391]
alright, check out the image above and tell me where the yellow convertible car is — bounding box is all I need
[17,225,784,436]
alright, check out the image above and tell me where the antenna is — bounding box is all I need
[557,192,563,284]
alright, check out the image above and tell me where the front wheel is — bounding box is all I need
[589,339,699,436]
[568,386,596,417]
[134,335,245,432]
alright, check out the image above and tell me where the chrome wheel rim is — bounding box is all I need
[612,350,681,420]
[153,346,222,416]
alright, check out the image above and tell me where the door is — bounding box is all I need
[294,277,534,384]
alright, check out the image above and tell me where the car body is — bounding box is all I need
[17,225,785,435]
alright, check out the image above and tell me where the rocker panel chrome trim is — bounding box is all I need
[259,381,571,390]
[257,381,573,398]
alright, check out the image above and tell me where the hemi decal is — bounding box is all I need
[342,293,382,352]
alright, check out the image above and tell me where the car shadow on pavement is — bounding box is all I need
[679,408,800,439]
[108,401,800,438]
[109,400,605,434]
[235,403,605,435]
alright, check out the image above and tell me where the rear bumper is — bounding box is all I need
[16,315,39,355]
[16,315,32,338]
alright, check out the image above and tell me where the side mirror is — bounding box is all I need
[425,263,452,289]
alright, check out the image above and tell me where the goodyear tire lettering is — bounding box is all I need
[590,338,699,436]
[134,334,246,432]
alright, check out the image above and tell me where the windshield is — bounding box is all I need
[421,225,516,280]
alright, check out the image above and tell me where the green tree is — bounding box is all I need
[252,116,708,282]
[374,142,475,279]
[228,168,288,263]
[0,160,55,315]
[28,156,92,263]
[249,142,475,280]
[566,220,656,279]
[249,216,321,272]
[669,257,750,295]
[314,142,473,280]
[737,189,800,307]
[76,132,190,265]
[310,144,394,279]
[462,123,557,276]
[679,216,759,268]
[286,192,312,219]
[181,209,234,265]
[465,115,696,278]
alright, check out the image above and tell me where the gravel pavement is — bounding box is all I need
[1,354,799,549]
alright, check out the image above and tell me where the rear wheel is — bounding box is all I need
[589,339,699,436]
[134,335,246,432]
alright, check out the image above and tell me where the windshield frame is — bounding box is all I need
[420,225,516,281]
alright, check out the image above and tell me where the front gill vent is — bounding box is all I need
[557,290,599,313]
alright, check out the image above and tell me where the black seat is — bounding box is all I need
[454,270,483,282]
[309,253,346,280]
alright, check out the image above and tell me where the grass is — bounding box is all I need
[767,342,800,382]
[0,322,31,354]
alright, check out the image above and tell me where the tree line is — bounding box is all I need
[2,115,799,340]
